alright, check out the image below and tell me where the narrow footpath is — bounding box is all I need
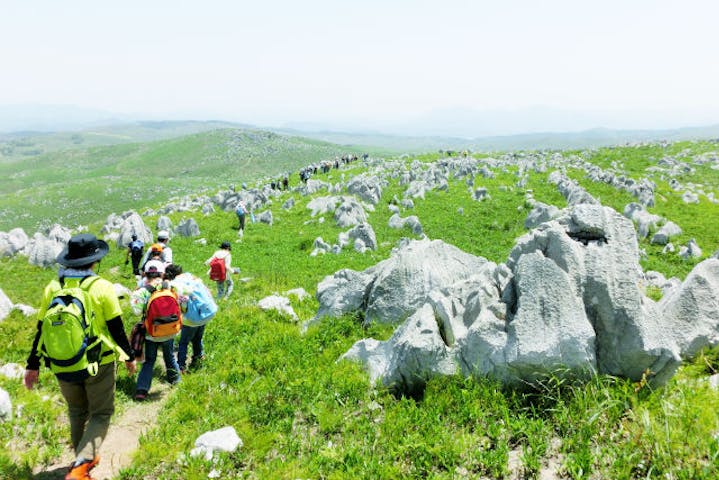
[33,383,170,480]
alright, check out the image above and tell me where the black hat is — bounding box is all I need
[220,241,231,250]
[56,234,109,267]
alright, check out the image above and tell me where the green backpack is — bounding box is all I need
[38,276,103,376]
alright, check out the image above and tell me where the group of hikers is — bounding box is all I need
[18,154,372,479]
[22,230,237,479]
[298,153,365,183]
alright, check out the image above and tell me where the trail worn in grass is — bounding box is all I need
[32,377,172,480]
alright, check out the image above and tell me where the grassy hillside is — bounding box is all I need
[0,120,248,160]
[2,140,719,478]
[0,128,371,232]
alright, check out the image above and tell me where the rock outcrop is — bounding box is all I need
[335,204,705,394]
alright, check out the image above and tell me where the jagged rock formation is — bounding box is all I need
[311,238,488,326]
[176,218,201,237]
[332,204,719,394]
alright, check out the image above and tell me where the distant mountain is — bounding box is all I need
[3,104,719,155]
[0,104,134,132]
[0,120,252,160]
[332,106,719,139]
[273,124,719,153]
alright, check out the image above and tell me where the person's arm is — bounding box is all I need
[24,321,42,389]
[106,315,136,374]
[129,288,149,317]
[106,315,134,359]
[24,282,55,389]
[96,279,136,373]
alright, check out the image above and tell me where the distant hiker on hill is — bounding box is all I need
[206,241,238,300]
[130,263,182,401]
[24,233,136,480]
[282,176,289,190]
[235,200,247,238]
[164,264,217,373]
[125,234,144,276]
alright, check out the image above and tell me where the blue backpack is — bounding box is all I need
[175,274,218,326]
[129,239,144,254]
[235,202,246,216]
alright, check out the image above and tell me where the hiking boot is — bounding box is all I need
[190,354,206,370]
[167,368,181,385]
[65,456,99,480]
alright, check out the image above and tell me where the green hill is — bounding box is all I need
[0,128,374,232]
[0,120,249,160]
[2,139,719,478]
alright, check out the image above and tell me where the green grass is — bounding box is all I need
[0,128,374,232]
[3,138,719,478]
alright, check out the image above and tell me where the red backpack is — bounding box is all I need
[209,256,227,282]
[143,285,182,338]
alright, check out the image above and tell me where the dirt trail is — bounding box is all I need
[33,383,170,480]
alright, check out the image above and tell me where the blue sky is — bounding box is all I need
[2,0,719,134]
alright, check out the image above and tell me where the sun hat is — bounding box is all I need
[56,234,109,267]
[143,259,166,274]
[157,230,169,240]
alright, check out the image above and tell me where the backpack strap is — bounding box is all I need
[80,275,101,291]
[59,275,100,289]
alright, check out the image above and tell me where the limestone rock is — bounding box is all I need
[176,218,201,237]
[0,387,11,421]
[190,426,242,460]
[258,295,298,320]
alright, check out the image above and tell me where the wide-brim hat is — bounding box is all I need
[56,233,110,267]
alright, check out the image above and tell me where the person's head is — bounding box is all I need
[157,230,169,243]
[131,234,138,241]
[220,241,231,251]
[56,233,109,269]
[164,263,183,280]
[144,263,164,279]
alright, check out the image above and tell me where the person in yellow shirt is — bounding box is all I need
[24,233,136,480]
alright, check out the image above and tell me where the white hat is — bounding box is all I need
[157,230,169,240]
[144,259,166,274]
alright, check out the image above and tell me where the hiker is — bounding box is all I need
[206,241,237,300]
[156,230,173,264]
[137,246,165,287]
[125,234,144,276]
[164,264,217,373]
[138,236,166,271]
[23,233,136,480]
[130,263,183,401]
[235,200,247,238]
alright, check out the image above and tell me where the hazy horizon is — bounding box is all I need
[3,1,719,136]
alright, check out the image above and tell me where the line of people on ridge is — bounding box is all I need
[298,153,365,183]
[23,232,237,480]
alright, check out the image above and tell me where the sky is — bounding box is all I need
[2,0,719,136]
